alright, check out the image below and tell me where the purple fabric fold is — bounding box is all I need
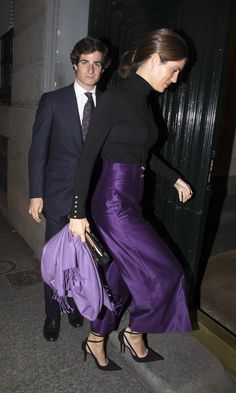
[41,225,114,321]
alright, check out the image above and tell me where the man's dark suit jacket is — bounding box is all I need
[28,83,101,219]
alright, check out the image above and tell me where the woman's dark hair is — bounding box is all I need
[70,37,109,68]
[119,28,188,78]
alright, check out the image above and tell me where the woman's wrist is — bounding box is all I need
[70,194,86,219]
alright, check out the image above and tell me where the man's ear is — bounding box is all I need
[73,64,77,71]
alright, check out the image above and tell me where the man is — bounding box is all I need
[28,37,109,341]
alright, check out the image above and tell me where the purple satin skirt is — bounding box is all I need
[91,162,192,335]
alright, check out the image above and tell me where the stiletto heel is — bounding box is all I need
[120,341,125,353]
[81,332,122,371]
[82,341,87,361]
[118,328,164,363]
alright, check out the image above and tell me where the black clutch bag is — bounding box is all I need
[85,231,110,266]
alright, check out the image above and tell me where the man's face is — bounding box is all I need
[74,51,104,90]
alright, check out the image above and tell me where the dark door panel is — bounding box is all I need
[88,0,234,305]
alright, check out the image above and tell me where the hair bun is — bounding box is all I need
[118,50,136,78]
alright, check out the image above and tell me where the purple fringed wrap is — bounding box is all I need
[41,225,114,321]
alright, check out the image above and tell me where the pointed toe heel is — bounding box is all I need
[81,333,122,371]
[118,328,164,363]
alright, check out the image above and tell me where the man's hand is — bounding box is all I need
[174,178,193,203]
[29,198,44,223]
[69,218,90,242]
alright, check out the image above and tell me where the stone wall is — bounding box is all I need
[6,0,46,257]
[0,0,89,258]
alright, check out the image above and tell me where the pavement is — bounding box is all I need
[0,213,235,393]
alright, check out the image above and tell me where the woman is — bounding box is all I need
[69,28,193,370]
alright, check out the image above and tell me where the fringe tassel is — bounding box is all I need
[52,290,72,314]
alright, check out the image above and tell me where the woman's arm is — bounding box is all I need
[149,154,180,185]
[149,154,193,202]
[69,90,118,238]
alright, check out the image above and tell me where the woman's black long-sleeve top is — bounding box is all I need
[71,73,179,219]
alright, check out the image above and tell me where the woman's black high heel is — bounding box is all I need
[118,328,164,362]
[81,332,122,371]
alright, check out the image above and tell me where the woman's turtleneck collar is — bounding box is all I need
[124,72,153,96]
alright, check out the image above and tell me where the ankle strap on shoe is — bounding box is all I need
[88,332,104,343]
[90,331,104,338]
[124,330,142,335]
[87,338,104,343]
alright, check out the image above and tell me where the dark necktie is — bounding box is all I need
[82,92,94,141]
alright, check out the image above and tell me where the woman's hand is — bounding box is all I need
[174,178,193,203]
[69,218,90,242]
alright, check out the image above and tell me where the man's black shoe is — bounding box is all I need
[68,309,83,328]
[43,317,60,341]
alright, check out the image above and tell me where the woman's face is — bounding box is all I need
[139,54,186,93]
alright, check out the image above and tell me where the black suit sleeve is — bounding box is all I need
[28,93,53,198]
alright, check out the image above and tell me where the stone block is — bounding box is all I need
[11,65,43,105]
[7,182,44,259]
[0,106,12,135]
[13,19,44,69]
[9,107,37,149]
[14,0,45,32]
[8,141,29,194]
